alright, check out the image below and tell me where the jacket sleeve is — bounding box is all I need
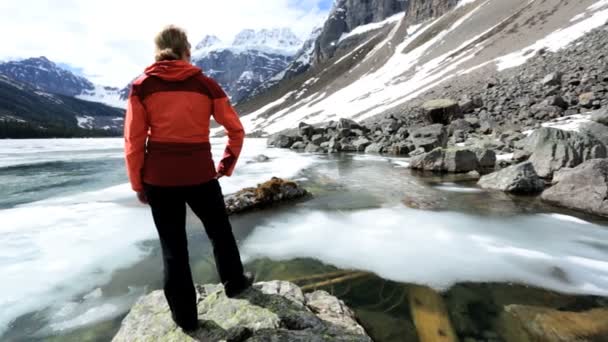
[213,96,245,177]
[124,90,149,192]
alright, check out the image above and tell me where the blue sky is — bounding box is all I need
[0,0,332,86]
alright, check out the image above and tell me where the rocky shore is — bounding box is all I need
[266,24,608,219]
[112,281,372,341]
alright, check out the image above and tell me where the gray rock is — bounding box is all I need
[268,134,295,148]
[478,162,545,194]
[410,148,479,173]
[541,159,608,217]
[290,141,306,150]
[364,142,384,154]
[542,72,562,86]
[298,122,315,138]
[353,137,372,152]
[522,127,607,178]
[311,134,328,145]
[448,118,474,135]
[422,99,463,124]
[475,149,497,170]
[337,118,361,130]
[459,95,483,114]
[251,155,270,163]
[591,108,608,126]
[580,121,608,147]
[305,143,324,153]
[543,95,568,110]
[389,142,411,155]
[408,124,448,152]
[112,281,371,341]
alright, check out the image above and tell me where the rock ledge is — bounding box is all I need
[112,281,372,342]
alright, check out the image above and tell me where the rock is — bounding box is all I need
[290,141,306,150]
[459,95,483,114]
[337,118,361,130]
[410,148,479,173]
[305,143,324,153]
[580,121,608,147]
[353,137,372,152]
[448,118,474,135]
[499,304,608,342]
[389,142,411,155]
[298,122,315,138]
[268,134,295,148]
[408,124,448,152]
[541,159,608,217]
[422,98,463,124]
[522,127,607,178]
[543,95,568,110]
[112,281,372,341]
[591,108,608,126]
[478,162,545,194]
[541,72,562,86]
[364,142,384,154]
[311,134,328,145]
[250,155,270,163]
[475,149,497,170]
[579,92,597,108]
[224,178,309,215]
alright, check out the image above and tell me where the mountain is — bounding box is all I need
[0,74,124,138]
[0,57,127,108]
[191,28,303,104]
[236,0,608,135]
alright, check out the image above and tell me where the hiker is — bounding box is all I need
[124,25,253,331]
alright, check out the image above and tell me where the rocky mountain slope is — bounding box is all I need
[237,0,608,135]
[0,74,124,138]
[0,57,128,109]
[191,28,302,104]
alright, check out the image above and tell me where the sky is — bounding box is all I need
[0,0,333,87]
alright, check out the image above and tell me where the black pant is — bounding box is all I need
[144,179,245,327]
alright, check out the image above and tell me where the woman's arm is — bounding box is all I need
[124,90,149,193]
[213,96,245,177]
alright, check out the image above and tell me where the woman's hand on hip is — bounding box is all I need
[137,192,149,205]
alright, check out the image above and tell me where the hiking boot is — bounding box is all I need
[171,312,199,332]
[225,272,255,298]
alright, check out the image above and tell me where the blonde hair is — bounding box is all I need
[154,25,191,61]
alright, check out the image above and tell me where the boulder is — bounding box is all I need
[448,118,474,135]
[305,143,324,153]
[422,99,463,124]
[112,281,371,342]
[541,72,562,86]
[311,134,328,145]
[459,95,483,114]
[352,137,372,152]
[298,122,315,138]
[579,92,597,108]
[267,134,295,148]
[541,159,608,217]
[478,162,545,194]
[250,155,270,163]
[364,142,384,154]
[337,118,361,130]
[591,108,608,126]
[475,149,497,170]
[499,305,608,342]
[224,178,309,215]
[410,148,479,173]
[290,141,306,150]
[408,124,448,152]
[521,127,607,178]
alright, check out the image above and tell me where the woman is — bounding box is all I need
[124,25,253,332]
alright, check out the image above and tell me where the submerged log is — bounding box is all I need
[409,285,459,342]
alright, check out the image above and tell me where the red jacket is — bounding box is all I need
[124,60,244,192]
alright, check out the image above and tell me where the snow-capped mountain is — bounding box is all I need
[191,28,303,103]
[0,57,127,109]
[236,0,608,135]
[0,57,95,97]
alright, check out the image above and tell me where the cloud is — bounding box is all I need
[0,0,331,86]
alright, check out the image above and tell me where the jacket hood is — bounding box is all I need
[144,60,202,81]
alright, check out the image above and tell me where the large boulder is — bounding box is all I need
[225,178,309,215]
[499,305,608,342]
[410,148,479,173]
[112,281,372,341]
[422,99,463,124]
[520,127,607,178]
[591,108,608,126]
[478,162,545,194]
[541,159,608,217]
[408,124,448,152]
[267,134,295,148]
[474,149,497,170]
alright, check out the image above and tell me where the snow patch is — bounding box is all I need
[339,13,405,42]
